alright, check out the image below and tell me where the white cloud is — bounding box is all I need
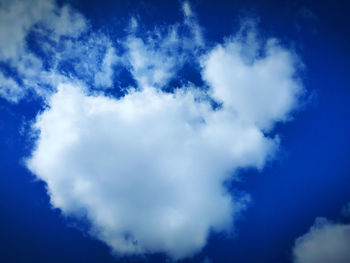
[293,217,350,263]
[124,34,180,88]
[0,0,58,101]
[0,0,87,65]
[201,26,303,131]
[27,83,268,259]
[49,33,118,87]
[123,3,203,89]
[0,0,304,260]
[0,0,202,102]
[0,0,54,61]
[42,4,87,39]
[0,0,117,102]
[94,46,118,88]
[183,1,192,18]
[182,1,204,48]
[0,71,24,103]
[26,23,302,260]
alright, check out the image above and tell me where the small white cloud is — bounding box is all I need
[182,1,203,48]
[43,4,87,39]
[124,35,180,88]
[0,71,25,103]
[123,2,204,89]
[128,17,139,32]
[0,0,54,61]
[94,46,118,88]
[0,0,114,102]
[183,2,192,18]
[0,0,57,102]
[293,217,350,263]
[201,30,303,131]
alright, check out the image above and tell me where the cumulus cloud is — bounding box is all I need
[27,24,302,262]
[28,83,264,259]
[0,0,304,260]
[293,217,350,263]
[201,23,303,131]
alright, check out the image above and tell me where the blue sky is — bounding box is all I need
[0,0,350,262]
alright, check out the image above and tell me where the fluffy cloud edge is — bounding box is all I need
[293,216,350,263]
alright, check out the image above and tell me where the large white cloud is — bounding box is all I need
[0,0,304,260]
[28,83,266,258]
[293,217,350,263]
[26,24,302,261]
